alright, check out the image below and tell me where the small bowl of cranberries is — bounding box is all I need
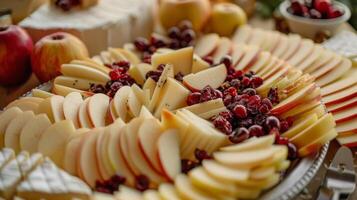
[280,0,351,38]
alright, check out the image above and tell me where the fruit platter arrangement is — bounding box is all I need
[0,0,356,199]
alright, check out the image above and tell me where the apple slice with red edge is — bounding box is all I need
[63,92,83,128]
[78,97,93,128]
[212,37,232,64]
[323,84,357,106]
[87,93,110,127]
[183,64,227,91]
[195,33,220,57]
[157,129,181,181]
[138,118,164,175]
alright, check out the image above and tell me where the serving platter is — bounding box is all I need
[21,81,329,200]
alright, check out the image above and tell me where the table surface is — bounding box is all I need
[0,16,356,200]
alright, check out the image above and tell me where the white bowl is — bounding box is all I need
[280,0,351,38]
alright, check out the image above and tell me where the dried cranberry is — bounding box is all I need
[255,114,267,126]
[239,118,253,128]
[194,149,212,162]
[280,120,290,133]
[290,0,304,15]
[225,87,238,97]
[287,142,298,160]
[181,29,196,43]
[261,98,273,109]
[277,136,289,145]
[135,175,150,191]
[242,88,256,96]
[109,69,122,81]
[229,127,250,144]
[219,111,233,122]
[223,94,233,106]
[148,46,157,54]
[150,36,166,48]
[134,37,149,52]
[112,61,130,71]
[110,81,123,92]
[95,187,112,194]
[251,76,263,88]
[181,159,199,174]
[249,125,264,137]
[111,174,126,184]
[314,0,331,15]
[175,72,184,82]
[265,116,281,131]
[169,40,180,49]
[230,79,241,88]
[203,56,214,65]
[145,70,162,82]
[90,84,106,94]
[267,87,279,104]
[233,105,248,118]
[241,77,251,87]
[157,64,166,71]
[220,55,232,68]
[213,115,232,135]
[200,86,221,102]
[187,92,201,106]
[179,20,193,31]
[328,8,343,18]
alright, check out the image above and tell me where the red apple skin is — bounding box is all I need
[31,32,89,82]
[0,25,33,86]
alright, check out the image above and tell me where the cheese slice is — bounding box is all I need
[19,0,156,55]
[0,148,15,170]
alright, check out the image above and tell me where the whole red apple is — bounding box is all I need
[31,32,89,82]
[0,25,33,86]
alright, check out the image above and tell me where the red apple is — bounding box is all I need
[31,32,89,82]
[0,25,33,85]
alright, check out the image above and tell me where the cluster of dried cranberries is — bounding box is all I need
[134,20,196,64]
[186,55,297,160]
[55,0,80,11]
[181,149,212,174]
[89,61,136,97]
[95,174,126,194]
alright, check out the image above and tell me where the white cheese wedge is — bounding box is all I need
[0,148,15,170]
[16,158,92,200]
[19,0,156,55]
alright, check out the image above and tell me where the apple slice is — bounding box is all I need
[247,52,271,73]
[52,83,92,98]
[4,111,35,153]
[271,34,289,58]
[113,86,131,122]
[183,64,227,91]
[290,113,336,148]
[87,93,110,127]
[107,48,128,63]
[247,28,265,47]
[262,31,280,51]
[71,58,111,74]
[337,134,357,148]
[231,44,245,67]
[328,98,357,113]
[213,147,275,168]
[139,106,154,119]
[63,92,83,128]
[54,75,104,91]
[220,134,275,152]
[255,56,279,77]
[5,97,42,109]
[189,167,236,196]
[124,118,166,185]
[332,106,357,123]
[280,34,302,60]
[323,84,357,106]
[107,119,136,186]
[19,114,52,153]
[175,174,215,200]
[280,96,321,119]
[298,129,337,157]
[127,88,143,117]
[282,114,318,139]
[235,46,260,70]
[321,71,357,96]
[310,54,342,79]
[31,89,54,99]
[158,183,181,200]
[154,78,190,118]
[148,65,174,111]
[212,37,232,64]
[78,129,104,187]
[195,33,220,57]
[36,95,65,123]
[151,47,193,75]
[38,120,76,168]
[115,185,143,200]
[261,60,285,80]
[336,118,357,133]
[304,49,334,73]
[191,55,210,73]
[78,98,93,128]
[287,39,314,67]
[316,58,352,87]
[5,101,38,113]
[198,107,228,119]
[138,118,163,174]
[157,130,181,181]
[64,128,89,176]
[179,99,225,116]
[294,104,326,123]
[61,63,110,83]
[270,83,316,115]
[143,190,161,200]
[232,25,252,44]
[95,127,115,180]
[296,45,323,71]
[115,48,141,65]
[202,160,249,182]
[129,63,154,85]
